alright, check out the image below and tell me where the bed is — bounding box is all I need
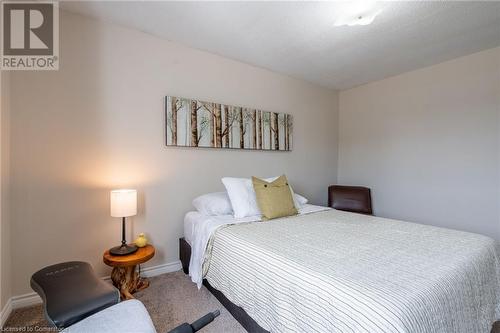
[181,205,500,333]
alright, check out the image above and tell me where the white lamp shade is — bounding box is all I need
[110,189,137,217]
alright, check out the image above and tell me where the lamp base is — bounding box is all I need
[109,244,138,256]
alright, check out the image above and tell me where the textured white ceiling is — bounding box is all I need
[61,1,500,90]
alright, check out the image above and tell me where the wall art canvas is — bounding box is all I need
[165,96,293,151]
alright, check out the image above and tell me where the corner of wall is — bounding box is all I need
[1,70,12,324]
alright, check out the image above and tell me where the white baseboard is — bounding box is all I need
[0,298,12,328]
[140,260,182,278]
[9,293,42,310]
[0,260,182,328]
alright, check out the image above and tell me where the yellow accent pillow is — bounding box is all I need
[252,175,298,220]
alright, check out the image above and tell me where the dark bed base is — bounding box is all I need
[179,237,268,333]
[179,237,191,274]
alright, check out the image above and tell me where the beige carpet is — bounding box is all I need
[4,271,245,333]
[4,270,500,332]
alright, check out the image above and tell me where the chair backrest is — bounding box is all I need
[31,261,119,328]
[328,185,373,215]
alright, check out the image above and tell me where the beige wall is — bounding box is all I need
[339,47,500,240]
[1,68,2,311]
[7,11,338,296]
[1,70,12,310]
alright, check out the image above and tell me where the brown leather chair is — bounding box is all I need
[328,185,373,215]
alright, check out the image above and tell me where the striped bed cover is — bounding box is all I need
[204,209,500,333]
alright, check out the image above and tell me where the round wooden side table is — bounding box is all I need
[103,244,155,300]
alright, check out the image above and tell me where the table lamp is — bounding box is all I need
[109,189,138,256]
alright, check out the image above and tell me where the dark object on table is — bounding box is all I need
[30,261,120,328]
[328,185,373,215]
[109,215,138,256]
[168,310,220,333]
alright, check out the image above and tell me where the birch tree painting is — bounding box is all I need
[165,96,293,151]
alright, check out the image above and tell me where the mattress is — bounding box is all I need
[204,209,500,333]
[183,211,202,246]
[183,211,261,246]
[183,205,325,245]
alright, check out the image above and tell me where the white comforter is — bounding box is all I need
[188,204,329,287]
[203,209,500,333]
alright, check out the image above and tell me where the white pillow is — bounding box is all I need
[222,176,305,218]
[294,193,308,206]
[192,192,233,216]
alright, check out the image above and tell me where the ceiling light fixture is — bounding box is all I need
[334,1,382,27]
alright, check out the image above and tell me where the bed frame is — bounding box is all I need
[179,237,268,333]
